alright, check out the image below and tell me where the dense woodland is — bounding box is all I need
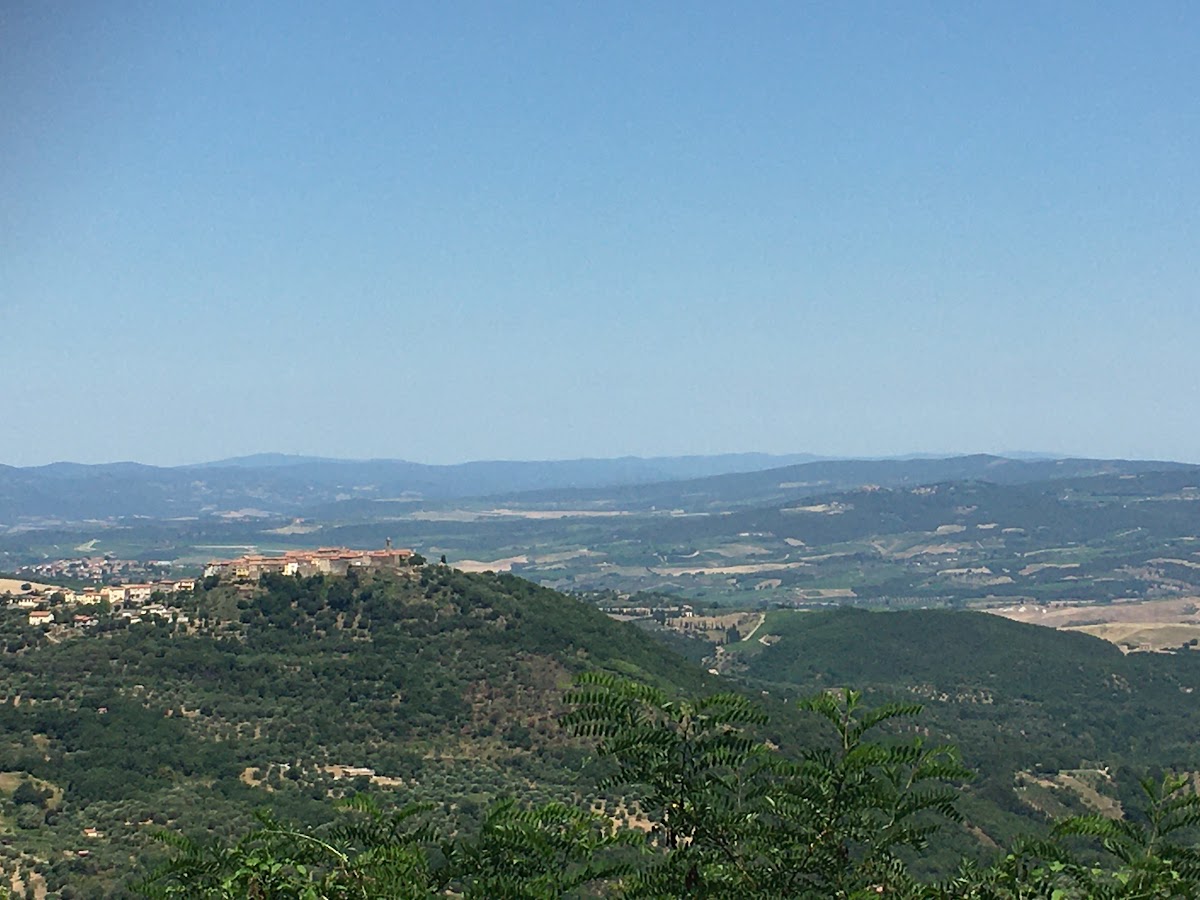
[0,568,1199,895]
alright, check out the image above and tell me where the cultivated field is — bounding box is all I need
[988,597,1200,652]
[0,578,58,595]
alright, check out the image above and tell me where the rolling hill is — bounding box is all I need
[4,453,1193,524]
[733,607,1200,847]
[485,454,1199,513]
[0,566,717,894]
[5,566,1200,892]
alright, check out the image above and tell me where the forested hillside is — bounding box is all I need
[735,608,1200,849]
[0,568,714,895]
[4,570,1200,895]
[142,672,1200,899]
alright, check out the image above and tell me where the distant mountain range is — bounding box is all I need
[0,452,1194,523]
[490,454,1199,512]
[0,452,821,521]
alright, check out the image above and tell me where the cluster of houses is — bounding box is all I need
[10,579,196,628]
[9,544,415,630]
[18,554,172,584]
[202,543,414,581]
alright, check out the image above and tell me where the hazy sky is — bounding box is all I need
[3,2,1197,466]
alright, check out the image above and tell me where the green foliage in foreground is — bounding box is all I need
[139,674,1200,898]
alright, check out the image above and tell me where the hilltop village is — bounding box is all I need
[4,544,416,629]
[202,543,414,580]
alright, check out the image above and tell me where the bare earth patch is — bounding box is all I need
[265,521,322,535]
[453,556,530,573]
[532,549,601,564]
[783,502,850,514]
[651,561,811,576]
[890,543,971,560]
[710,543,773,558]
[408,508,629,523]
[486,508,628,520]
[1150,557,1200,570]
[935,524,967,534]
[1019,562,1081,576]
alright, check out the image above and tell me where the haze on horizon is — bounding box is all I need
[4,447,1136,472]
[3,3,1197,468]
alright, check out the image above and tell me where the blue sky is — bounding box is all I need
[3,2,1197,466]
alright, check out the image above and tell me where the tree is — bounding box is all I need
[1050,773,1200,897]
[448,798,637,898]
[138,799,439,898]
[138,795,631,899]
[776,689,971,897]
[561,673,969,898]
[12,779,48,808]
